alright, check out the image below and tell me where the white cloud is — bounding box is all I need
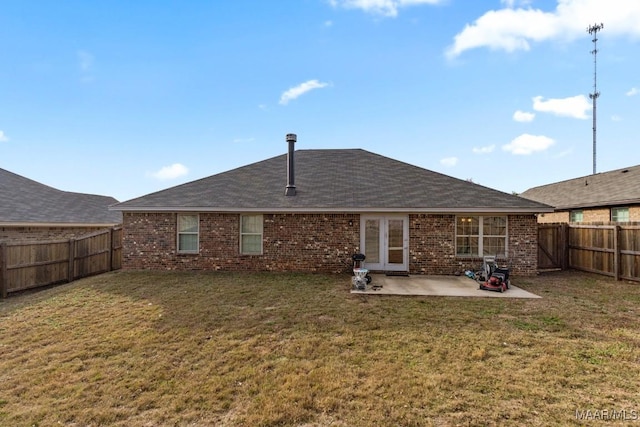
[324,20,334,27]
[532,95,591,119]
[553,148,573,158]
[446,0,640,58]
[279,80,330,105]
[233,137,255,143]
[440,156,458,167]
[329,0,443,18]
[77,50,94,71]
[553,148,573,159]
[503,134,555,155]
[77,50,95,83]
[472,144,495,154]
[0,130,8,142]
[626,87,639,96]
[513,110,535,122]
[149,163,189,180]
[501,0,532,7]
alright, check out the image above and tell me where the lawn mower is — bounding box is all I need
[476,256,510,293]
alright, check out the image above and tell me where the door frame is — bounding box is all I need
[360,214,409,272]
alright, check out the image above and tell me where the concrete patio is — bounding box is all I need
[351,274,541,298]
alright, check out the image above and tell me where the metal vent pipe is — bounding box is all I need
[285,133,296,196]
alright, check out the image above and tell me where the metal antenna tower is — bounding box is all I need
[588,22,603,175]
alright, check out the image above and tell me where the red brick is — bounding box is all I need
[122,212,539,276]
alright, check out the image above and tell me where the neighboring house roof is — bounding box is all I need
[520,164,640,210]
[113,149,551,213]
[0,168,122,225]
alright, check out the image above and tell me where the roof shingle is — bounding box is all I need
[0,168,122,224]
[113,149,551,213]
[520,164,640,210]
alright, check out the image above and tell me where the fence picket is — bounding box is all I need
[1,243,7,298]
[0,227,122,298]
[539,223,640,282]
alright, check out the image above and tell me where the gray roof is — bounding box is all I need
[520,164,640,210]
[113,149,551,213]
[0,168,122,225]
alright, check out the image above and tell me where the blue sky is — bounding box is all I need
[1,0,639,202]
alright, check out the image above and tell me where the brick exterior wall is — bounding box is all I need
[407,214,538,276]
[506,215,539,276]
[583,208,614,223]
[123,213,360,273]
[122,212,539,276]
[537,212,569,224]
[537,205,640,224]
[409,214,456,274]
[0,226,108,242]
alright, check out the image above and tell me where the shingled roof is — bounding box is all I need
[0,168,122,225]
[113,149,551,213]
[520,164,640,210]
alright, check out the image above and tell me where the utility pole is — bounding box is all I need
[588,22,603,175]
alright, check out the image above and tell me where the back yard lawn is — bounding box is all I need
[1,270,639,426]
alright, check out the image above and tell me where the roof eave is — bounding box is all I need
[113,206,552,214]
[0,222,121,227]
[553,198,640,211]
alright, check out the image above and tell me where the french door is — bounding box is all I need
[360,215,409,272]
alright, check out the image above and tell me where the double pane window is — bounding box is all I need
[456,216,507,257]
[611,207,629,222]
[241,215,263,254]
[177,214,199,253]
[570,210,583,223]
[456,216,479,256]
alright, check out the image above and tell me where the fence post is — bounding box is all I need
[108,227,114,272]
[614,225,620,281]
[561,223,570,270]
[67,238,76,282]
[0,243,7,299]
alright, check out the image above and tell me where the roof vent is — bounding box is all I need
[285,133,297,196]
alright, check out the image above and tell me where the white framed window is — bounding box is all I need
[240,214,263,255]
[177,214,199,253]
[570,210,584,223]
[456,216,507,257]
[611,207,629,222]
[456,216,479,256]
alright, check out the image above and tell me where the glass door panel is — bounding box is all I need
[364,219,380,264]
[387,219,404,264]
[361,216,408,271]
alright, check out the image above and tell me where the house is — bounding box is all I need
[111,134,552,276]
[0,167,122,241]
[520,164,640,224]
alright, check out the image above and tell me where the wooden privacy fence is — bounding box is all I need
[538,223,640,282]
[0,227,122,298]
[537,224,569,271]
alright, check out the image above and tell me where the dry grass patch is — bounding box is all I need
[1,270,639,426]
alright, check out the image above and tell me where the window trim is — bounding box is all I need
[611,207,630,222]
[570,210,584,223]
[240,214,264,255]
[177,213,199,254]
[455,215,508,257]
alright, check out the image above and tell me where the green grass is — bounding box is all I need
[1,270,639,426]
